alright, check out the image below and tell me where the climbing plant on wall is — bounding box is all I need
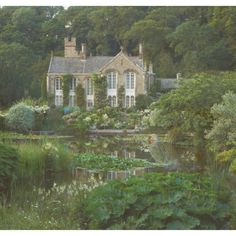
[76,83,86,109]
[118,85,125,108]
[62,74,72,106]
[92,74,108,109]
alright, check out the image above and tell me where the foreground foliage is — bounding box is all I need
[206,91,236,173]
[206,91,236,152]
[0,176,103,229]
[148,73,236,145]
[77,172,231,229]
[0,143,19,203]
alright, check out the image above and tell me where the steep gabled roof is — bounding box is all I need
[98,51,144,73]
[48,56,113,74]
[48,52,144,74]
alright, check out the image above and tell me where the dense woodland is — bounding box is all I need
[1,6,236,107]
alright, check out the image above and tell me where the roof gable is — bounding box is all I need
[47,51,144,75]
[99,51,144,74]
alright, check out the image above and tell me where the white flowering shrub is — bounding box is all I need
[6,103,35,132]
[42,142,59,160]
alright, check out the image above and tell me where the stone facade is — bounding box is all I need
[47,37,155,109]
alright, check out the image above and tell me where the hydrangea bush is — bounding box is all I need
[5,103,35,132]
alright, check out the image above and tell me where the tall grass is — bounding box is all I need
[12,140,74,180]
[0,175,104,229]
[17,142,46,179]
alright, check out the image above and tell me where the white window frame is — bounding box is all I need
[125,96,130,108]
[107,71,117,89]
[55,78,63,106]
[70,77,76,91]
[87,99,94,110]
[125,71,135,90]
[86,78,93,96]
[107,71,117,106]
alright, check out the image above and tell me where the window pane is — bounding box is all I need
[131,73,134,89]
[87,99,93,108]
[131,96,135,106]
[107,72,117,89]
[56,78,61,90]
[126,73,130,89]
[112,73,116,89]
[107,73,111,89]
[87,79,93,95]
[70,78,76,90]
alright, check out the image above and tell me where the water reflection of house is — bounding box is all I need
[124,150,136,158]
[110,150,136,158]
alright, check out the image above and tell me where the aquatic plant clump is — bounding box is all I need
[73,153,156,171]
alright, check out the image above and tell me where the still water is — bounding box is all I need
[13,134,208,196]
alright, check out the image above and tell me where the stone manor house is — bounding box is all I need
[47,37,155,109]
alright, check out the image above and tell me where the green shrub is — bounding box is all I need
[135,94,153,110]
[73,153,156,171]
[77,172,231,229]
[0,143,19,203]
[44,108,65,132]
[5,103,34,132]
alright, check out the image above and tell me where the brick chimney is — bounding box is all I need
[139,43,143,59]
[149,63,153,74]
[64,37,79,58]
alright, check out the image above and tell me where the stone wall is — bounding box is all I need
[100,52,146,96]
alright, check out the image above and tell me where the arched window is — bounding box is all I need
[125,71,135,89]
[125,96,130,108]
[108,96,112,106]
[108,96,117,107]
[107,71,117,89]
[87,99,93,109]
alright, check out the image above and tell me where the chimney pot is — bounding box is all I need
[139,43,143,58]
[176,73,182,80]
[149,63,153,74]
[80,43,87,59]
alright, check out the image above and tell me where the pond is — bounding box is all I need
[12,133,207,194]
[2,133,233,230]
